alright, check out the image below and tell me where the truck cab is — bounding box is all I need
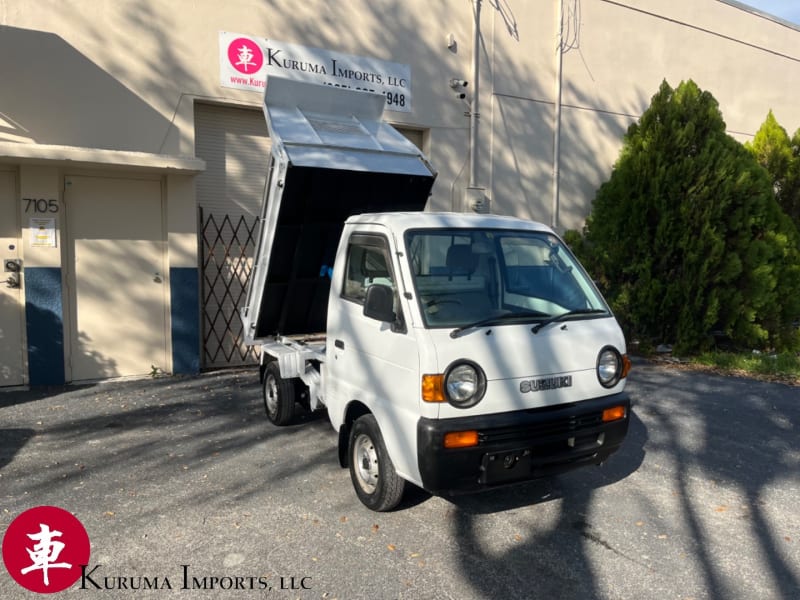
[241,76,630,511]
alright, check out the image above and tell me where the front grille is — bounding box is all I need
[478,412,604,446]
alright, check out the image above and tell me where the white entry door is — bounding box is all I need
[65,175,168,381]
[0,171,25,387]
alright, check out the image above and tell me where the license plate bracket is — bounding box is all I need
[480,448,533,485]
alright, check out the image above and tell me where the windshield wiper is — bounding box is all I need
[450,310,549,339]
[531,308,608,334]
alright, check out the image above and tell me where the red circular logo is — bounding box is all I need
[2,506,91,594]
[227,37,263,74]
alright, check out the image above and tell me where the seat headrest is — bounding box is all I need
[446,244,477,274]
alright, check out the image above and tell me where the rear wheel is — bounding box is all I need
[348,414,406,511]
[263,362,295,426]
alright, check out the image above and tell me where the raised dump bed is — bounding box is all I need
[241,76,436,343]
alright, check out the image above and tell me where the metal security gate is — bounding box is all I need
[200,208,260,367]
[194,102,271,368]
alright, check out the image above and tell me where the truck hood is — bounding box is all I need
[426,316,628,417]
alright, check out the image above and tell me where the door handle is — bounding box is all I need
[4,273,20,289]
[334,339,345,350]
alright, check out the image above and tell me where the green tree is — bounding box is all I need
[575,80,800,353]
[790,126,800,225]
[746,111,800,227]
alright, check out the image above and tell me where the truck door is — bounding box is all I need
[327,232,421,482]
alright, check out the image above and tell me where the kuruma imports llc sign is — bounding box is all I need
[219,31,412,112]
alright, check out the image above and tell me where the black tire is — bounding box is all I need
[263,362,295,426]
[348,414,406,511]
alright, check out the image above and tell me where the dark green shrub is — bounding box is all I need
[574,80,800,354]
[746,111,800,231]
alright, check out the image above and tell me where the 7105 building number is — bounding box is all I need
[23,198,59,213]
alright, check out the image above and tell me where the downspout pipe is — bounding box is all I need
[469,0,481,190]
[552,0,564,230]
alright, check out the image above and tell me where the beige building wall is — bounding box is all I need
[2,0,798,227]
[556,0,800,229]
[0,0,798,382]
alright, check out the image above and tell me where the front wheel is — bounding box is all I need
[263,362,295,426]
[348,414,406,511]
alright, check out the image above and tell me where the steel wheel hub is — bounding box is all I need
[353,433,379,493]
[265,375,278,416]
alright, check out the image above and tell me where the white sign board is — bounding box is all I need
[30,218,56,247]
[219,31,412,112]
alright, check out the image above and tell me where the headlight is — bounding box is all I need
[597,347,622,388]
[444,361,486,408]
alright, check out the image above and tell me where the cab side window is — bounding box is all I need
[342,235,395,305]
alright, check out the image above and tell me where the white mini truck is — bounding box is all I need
[241,76,631,511]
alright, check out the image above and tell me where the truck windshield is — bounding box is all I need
[404,228,610,330]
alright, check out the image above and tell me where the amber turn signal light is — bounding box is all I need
[422,374,445,402]
[443,430,479,448]
[602,405,626,422]
[622,354,632,379]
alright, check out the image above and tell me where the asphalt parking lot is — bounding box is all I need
[1,362,798,599]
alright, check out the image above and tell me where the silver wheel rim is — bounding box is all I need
[353,433,379,494]
[265,374,278,417]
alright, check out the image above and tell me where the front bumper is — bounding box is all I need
[417,392,630,495]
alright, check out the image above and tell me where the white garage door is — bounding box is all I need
[194,103,271,220]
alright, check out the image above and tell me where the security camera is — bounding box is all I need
[4,258,21,273]
[449,78,468,99]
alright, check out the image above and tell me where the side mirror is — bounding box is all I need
[363,284,396,323]
[363,284,406,332]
